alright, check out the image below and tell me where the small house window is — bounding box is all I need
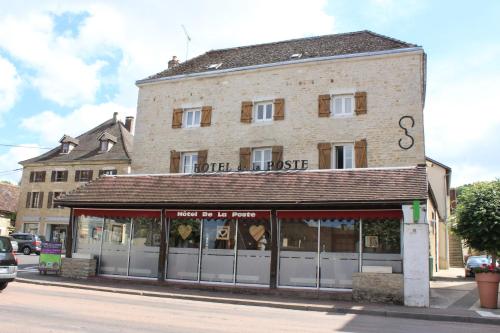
[252,148,272,171]
[181,152,198,174]
[333,144,354,169]
[100,140,109,152]
[61,143,71,154]
[99,169,117,176]
[254,102,273,122]
[52,170,68,182]
[183,109,201,128]
[30,192,41,208]
[332,95,354,117]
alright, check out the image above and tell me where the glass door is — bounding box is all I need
[99,217,131,275]
[200,218,236,283]
[319,219,359,289]
[278,218,318,287]
[167,218,201,281]
[129,217,161,278]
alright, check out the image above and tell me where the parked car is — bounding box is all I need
[8,237,18,253]
[465,256,490,277]
[10,233,43,255]
[0,236,17,291]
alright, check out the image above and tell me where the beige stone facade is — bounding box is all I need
[132,50,426,173]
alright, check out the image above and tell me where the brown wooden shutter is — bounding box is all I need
[239,147,251,170]
[318,143,332,169]
[197,150,208,172]
[41,171,46,182]
[355,92,367,115]
[355,139,368,168]
[272,146,283,170]
[273,98,285,121]
[172,108,183,128]
[26,192,31,208]
[88,170,94,180]
[29,172,34,183]
[75,170,81,182]
[201,106,212,127]
[62,171,68,182]
[318,94,331,117]
[51,171,56,182]
[241,101,253,123]
[38,192,44,208]
[170,150,181,173]
[47,192,53,208]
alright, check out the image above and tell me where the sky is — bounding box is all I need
[0,0,498,187]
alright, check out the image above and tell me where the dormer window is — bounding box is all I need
[97,132,117,153]
[59,135,79,154]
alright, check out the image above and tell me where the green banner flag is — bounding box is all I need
[413,200,420,223]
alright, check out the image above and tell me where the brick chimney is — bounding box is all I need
[125,116,135,133]
[113,112,118,123]
[168,55,180,69]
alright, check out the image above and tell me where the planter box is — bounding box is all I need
[353,272,403,304]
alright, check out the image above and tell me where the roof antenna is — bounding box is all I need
[181,24,191,61]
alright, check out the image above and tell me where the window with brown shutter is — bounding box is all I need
[74,170,80,182]
[37,192,44,208]
[197,150,208,172]
[241,101,253,123]
[239,147,251,170]
[26,192,31,208]
[201,106,212,127]
[29,172,35,183]
[271,146,283,169]
[318,143,332,169]
[76,170,93,182]
[318,94,331,117]
[47,192,53,208]
[355,92,367,115]
[172,108,183,128]
[170,150,181,173]
[273,98,285,120]
[355,139,368,168]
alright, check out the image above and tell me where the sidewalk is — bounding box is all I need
[15,269,500,326]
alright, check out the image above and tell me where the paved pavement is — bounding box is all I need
[2,282,499,333]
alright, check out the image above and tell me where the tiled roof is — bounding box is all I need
[0,183,20,213]
[141,30,418,82]
[20,117,133,165]
[57,167,427,207]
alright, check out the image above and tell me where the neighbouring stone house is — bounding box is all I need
[15,113,134,244]
[57,30,451,307]
[0,183,20,236]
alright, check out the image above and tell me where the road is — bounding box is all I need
[1,283,499,333]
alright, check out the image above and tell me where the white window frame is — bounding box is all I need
[183,108,202,128]
[252,148,272,171]
[331,94,354,117]
[31,192,41,208]
[254,101,274,122]
[100,169,117,176]
[332,143,354,169]
[181,152,198,174]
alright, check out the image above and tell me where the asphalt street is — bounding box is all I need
[1,282,499,333]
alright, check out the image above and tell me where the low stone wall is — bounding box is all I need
[352,272,403,304]
[61,258,97,279]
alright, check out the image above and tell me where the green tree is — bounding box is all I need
[453,180,500,264]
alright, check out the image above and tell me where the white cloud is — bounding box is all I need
[0,144,43,184]
[0,55,22,117]
[20,102,134,145]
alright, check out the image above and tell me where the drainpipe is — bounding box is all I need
[444,172,451,270]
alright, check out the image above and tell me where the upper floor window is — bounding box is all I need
[332,94,354,117]
[61,143,71,154]
[51,170,68,182]
[183,108,201,128]
[29,171,46,183]
[254,102,273,122]
[252,148,272,171]
[333,144,354,169]
[48,191,64,209]
[99,169,117,176]
[181,152,198,173]
[100,140,109,152]
[26,191,43,208]
[75,170,93,182]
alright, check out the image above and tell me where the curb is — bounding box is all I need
[15,278,500,326]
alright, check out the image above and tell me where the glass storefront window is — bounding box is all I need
[23,223,39,234]
[201,218,236,283]
[167,218,201,281]
[76,216,104,258]
[100,217,131,275]
[236,218,271,284]
[129,217,161,278]
[362,218,402,273]
[279,218,318,287]
[319,219,359,289]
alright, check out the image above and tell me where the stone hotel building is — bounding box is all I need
[57,31,450,307]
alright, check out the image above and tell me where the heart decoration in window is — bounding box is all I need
[249,225,265,241]
[178,224,192,240]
